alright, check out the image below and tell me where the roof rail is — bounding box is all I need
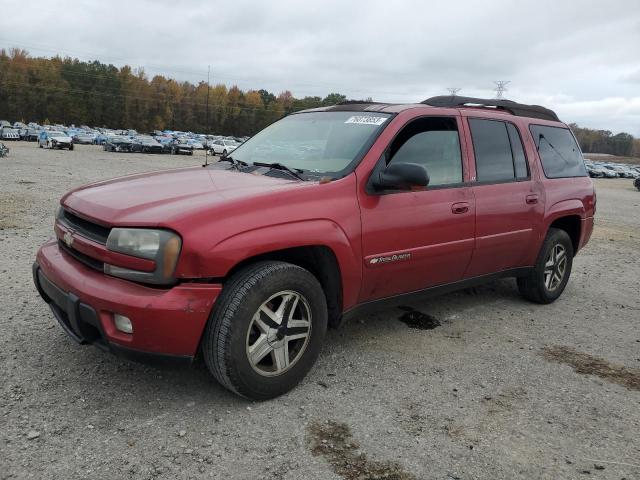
[421,96,560,122]
[336,100,388,106]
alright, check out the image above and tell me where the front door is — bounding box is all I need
[358,116,476,302]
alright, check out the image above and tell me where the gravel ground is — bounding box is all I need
[1,142,639,480]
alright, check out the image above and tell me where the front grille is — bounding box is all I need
[59,209,111,244]
[59,240,105,272]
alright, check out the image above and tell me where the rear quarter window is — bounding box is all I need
[529,125,587,178]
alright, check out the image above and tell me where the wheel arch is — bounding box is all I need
[226,245,344,327]
[547,214,582,255]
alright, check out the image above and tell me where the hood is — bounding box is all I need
[52,136,72,142]
[61,166,304,226]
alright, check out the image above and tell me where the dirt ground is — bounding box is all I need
[1,142,639,480]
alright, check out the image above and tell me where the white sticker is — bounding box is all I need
[344,116,387,126]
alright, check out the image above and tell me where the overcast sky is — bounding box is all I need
[1,0,639,135]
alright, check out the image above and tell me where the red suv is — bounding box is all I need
[34,96,595,399]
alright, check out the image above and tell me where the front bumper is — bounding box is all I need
[34,240,222,363]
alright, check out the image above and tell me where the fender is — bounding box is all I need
[197,219,363,310]
[532,198,586,255]
[544,198,586,226]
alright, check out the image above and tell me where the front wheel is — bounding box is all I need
[202,261,327,400]
[517,228,573,304]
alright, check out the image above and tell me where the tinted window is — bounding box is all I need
[530,125,587,178]
[469,119,515,182]
[388,117,462,186]
[506,123,529,179]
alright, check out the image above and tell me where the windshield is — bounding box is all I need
[230,111,392,175]
[50,132,66,137]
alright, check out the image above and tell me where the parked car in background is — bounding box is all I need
[103,136,133,152]
[209,138,240,156]
[25,127,40,142]
[1,127,21,141]
[38,131,74,150]
[73,133,96,145]
[94,133,113,145]
[167,138,194,155]
[186,139,204,150]
[130,135,163,153]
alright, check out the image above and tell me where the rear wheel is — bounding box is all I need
[202,261,327,400]
[518,228,573,304]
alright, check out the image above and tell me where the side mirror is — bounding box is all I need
[373,162,430,191]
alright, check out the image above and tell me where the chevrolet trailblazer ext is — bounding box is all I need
[34,96,595,399]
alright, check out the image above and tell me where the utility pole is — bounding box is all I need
[204,65,211,167]
[494,81,510,99]
[447,88,461,97]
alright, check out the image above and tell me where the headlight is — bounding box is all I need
[105,228,181,285]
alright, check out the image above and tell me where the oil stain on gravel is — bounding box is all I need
[397,306,441,330]
[308,420,415,480]
[543,345,640,391]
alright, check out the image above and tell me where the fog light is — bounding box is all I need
[114,314,133,334]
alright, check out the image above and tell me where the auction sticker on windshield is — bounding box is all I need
[344,116,388,125]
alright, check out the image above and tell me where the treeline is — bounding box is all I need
[570,123,640,157]
[0,48,349,136]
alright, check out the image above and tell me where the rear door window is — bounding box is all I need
[469,119,515,182]
[529,125,587,178]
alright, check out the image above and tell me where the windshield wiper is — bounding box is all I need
[252,162,305,180]
[217,155,248,169]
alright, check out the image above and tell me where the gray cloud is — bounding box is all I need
[1,0,640,134]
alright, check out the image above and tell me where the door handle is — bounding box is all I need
[526,194,539,205]
[451,202,470,214]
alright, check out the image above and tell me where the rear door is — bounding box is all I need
[358,115,476,301]
[463,115,545,277]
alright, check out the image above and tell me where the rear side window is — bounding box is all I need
[506,123,529,179]
[469,119,526,182]
[529,125,587,178]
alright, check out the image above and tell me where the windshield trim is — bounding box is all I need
[230,110,396,180]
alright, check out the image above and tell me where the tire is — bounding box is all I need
[517,228,574,304]
[202,261,327,400]
[39,143,43,149]
[222,149,227,157]
[171,147,176,155]
[69,144,74,151]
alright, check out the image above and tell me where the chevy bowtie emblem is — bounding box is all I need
[63,231,74,248]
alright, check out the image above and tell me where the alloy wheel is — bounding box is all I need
[543,244,567,291]
[245,290,312,377]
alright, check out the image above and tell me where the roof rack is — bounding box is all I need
[421,96,560,122]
